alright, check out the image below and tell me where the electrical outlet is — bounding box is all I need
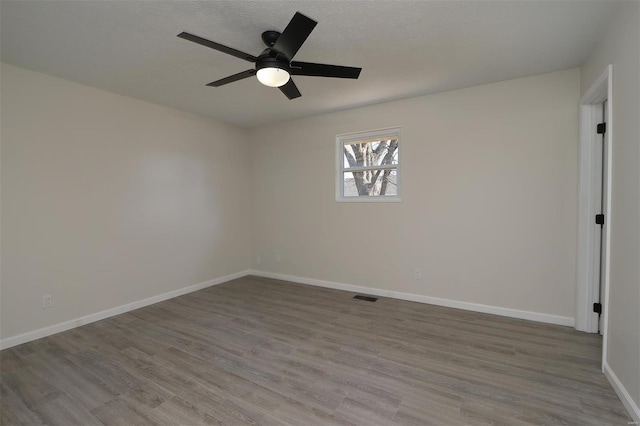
[413,268,422,279]
[42,294,53,309]
[275,254,280,263]
[256,255,261,265]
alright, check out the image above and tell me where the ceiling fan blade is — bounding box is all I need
[289,62,362,79]
[207,69,256,87]
[271,12,317,61]
[178,32,257,62]
[279,79,302,100]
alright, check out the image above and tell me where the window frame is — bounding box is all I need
[335,127,401,202]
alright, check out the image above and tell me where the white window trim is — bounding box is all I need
[336,127,401,202]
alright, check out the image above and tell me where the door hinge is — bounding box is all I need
[595,214,605,226]
[597,123,607,134]
[593,303,602,314]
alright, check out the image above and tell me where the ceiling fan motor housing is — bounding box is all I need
[256,51,290,73]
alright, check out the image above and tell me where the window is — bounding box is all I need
[336,127,400,202]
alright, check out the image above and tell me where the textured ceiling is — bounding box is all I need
[1,1,620,128]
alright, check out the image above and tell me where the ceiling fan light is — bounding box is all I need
[256,67,290,87]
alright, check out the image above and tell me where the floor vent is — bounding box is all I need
[353,295,378,302]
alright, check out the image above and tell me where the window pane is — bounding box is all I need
[342,139,399,169]
[337,127,400,202]
[343,169,397,197]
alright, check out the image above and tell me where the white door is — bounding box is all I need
[599,100,608,335]
[593,101,608,335]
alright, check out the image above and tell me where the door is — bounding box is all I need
[599,100,608,335]
[593,100,608,335]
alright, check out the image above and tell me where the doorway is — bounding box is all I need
[576,65,612,370]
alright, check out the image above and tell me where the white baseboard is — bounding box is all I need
[604,361,640,423]
[249,270,575,327]
[0,270,251,350]
[1,269,577,351]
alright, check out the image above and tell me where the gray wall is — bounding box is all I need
[250,69,580,323]
[581,1,640,417]
[1,63,251,340]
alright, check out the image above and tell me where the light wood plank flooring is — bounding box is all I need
[1,276,631,425]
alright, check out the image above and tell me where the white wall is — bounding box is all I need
[1,63,251,340]
[0,64,584,344]
[581,1,640,418]
[250,69,580,322]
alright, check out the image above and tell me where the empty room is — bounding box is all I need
[1,1,638,425]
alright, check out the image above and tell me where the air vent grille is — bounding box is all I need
[353,295,378,302]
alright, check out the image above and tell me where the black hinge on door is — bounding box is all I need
[597,123,607,134]
[593,303,602,314]
[595,214,605,226]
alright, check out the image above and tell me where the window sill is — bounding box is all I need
[336,196,402,203]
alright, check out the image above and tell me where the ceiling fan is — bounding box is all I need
[177,12,362,100]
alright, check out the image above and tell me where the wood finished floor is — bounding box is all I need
[1,276,631,425]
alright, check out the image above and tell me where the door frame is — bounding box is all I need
[576,65,613,368]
